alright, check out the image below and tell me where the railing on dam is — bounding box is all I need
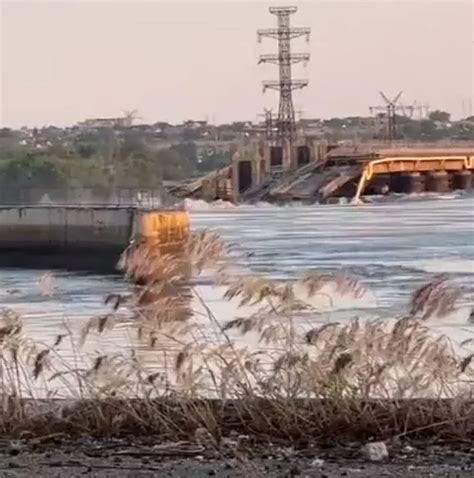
[0,187,170,208]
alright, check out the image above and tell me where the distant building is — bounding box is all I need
[77,117,133,129]
[182,120,208,129]
[76,111,136,130]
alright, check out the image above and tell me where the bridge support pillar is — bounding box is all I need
[390,173,424,194]
[452,171,472,190]
[426,171,450,193]
[403,172,425,194]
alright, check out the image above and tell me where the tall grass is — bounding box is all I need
[0,232,472,444]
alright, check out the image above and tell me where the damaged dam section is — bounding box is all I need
[170,142,474,204]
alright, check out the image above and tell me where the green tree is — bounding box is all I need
[76,143,96,158]
[429,110,451,123]
[0,155,67,190]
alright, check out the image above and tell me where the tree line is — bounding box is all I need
[0,129,230,197]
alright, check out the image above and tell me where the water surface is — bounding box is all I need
[1,195,473,364]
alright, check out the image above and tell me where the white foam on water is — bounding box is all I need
[423,306,472,326]
[407,259,474,275]
[253,201,279,208]
[365,191,465,204]
[293,281,377,312]
[181,198,237,211]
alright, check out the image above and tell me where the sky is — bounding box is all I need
[0,0,473,128]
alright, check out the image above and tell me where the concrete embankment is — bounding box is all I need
[0,206,189,272]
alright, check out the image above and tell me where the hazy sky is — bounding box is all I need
[1,0,473,127]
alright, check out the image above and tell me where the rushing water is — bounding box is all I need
[1,194,473,367]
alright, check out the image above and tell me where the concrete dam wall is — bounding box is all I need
[0,206,134,250]
[0,206,189,272]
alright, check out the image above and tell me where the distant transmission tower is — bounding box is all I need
[257,6,310,144]
[401,101,430,121]
[369,91,405,141]
[258,108,275,141]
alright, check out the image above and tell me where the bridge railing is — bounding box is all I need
[352,155,474,204]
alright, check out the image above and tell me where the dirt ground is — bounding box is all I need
[0,437,472,477]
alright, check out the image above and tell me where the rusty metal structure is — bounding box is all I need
[258,108,275,142]
[257,6,310,145]
[352,153,474,203]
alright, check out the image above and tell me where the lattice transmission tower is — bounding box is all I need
[257,6,310,144]
[369,91,405,141]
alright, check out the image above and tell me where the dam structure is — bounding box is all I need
[248,6,469,203]
[169,142,474,204]
[167,5,474,204]
[0,205,189,272]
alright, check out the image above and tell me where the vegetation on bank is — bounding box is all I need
[0,110,472,201]
[319,110,474,142]
[0,129,231,202]
[0,233,472,443]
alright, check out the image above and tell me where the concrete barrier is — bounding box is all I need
[0,206,189,272]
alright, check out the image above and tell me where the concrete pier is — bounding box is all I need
[452,171,472,190]
[391,172,425,194]
[0,206,189,272]
[426,171,450,193]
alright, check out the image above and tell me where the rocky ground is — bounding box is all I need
[0,437,472,477]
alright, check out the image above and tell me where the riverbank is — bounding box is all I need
[1,397,472,443]
[0,436,472,477]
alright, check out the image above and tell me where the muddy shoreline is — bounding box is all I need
[0,437,472,477]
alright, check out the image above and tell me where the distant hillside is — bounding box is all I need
[0,111,472,200]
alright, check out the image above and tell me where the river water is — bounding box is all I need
[1,194,473,369]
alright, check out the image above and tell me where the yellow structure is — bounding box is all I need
[352,155,474,203]
[137,210,190,249]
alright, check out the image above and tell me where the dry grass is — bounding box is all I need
[0,232,472,445]
[409,274,463,320]
[0,309,22,338]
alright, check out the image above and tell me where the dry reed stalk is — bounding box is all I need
[104,293,129,311]
[0,309,22,338]
[410,276,463,320]
[116,235,473,402]
[297,272,368,299]
[119,231,229,283]
[33,349,50,379]
[117,231,232,353]
[223,276,309,315]
[0,232,472,444]
[79,315,116,347]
